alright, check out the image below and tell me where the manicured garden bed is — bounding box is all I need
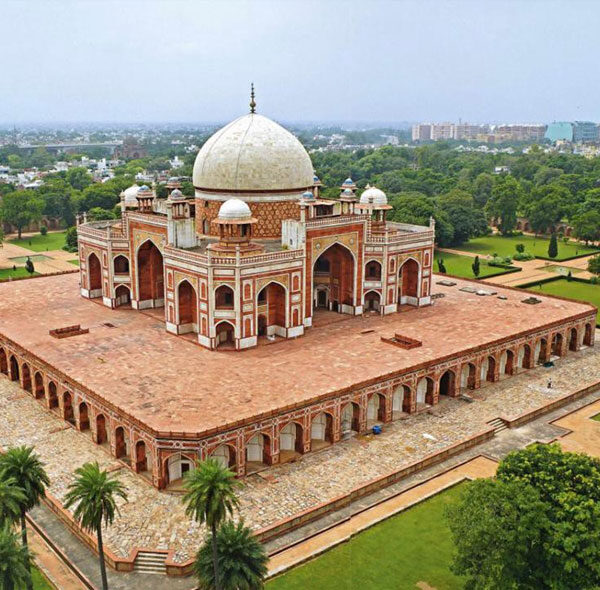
[267,483,466,590]
[9,230,67,252]
[522,278,600,324]
[0,267,39,280]
[457,234,598,261]
[434,249,516,279]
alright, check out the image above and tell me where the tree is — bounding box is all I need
[25,257,34,275]
[437,258,447,273]
[485,176,522,235]
[183,460,242,590]
[0,446,49,590]
[66,167,93,191]
[0,191,44,239]
[0,470,26,525]
[64,226,78,252]
[472,255,480,278]
[572,210,600,245]
[548,232,558,258]
[472,172,494,208]
[588,255,600,276]
[88,207,117,221]
[0,522,31,590]
[515,243,525,253]
[194,520,268,590]
[63,462,128,590]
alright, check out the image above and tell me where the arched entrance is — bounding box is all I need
[392,385,412,417]
[135,440,149,473]
[416,377,434,405]
[215,321,235,349]
[78,402,90,431]
[115,285,131,308]
[215,285,234,309]
[398,259,419,305]
[480,356,496,383]
[439,370,456,396]
[364,291,381,312]
[9,356,19,382]
[256,282,287,337]
[209,444,236,470]
[536,338,548,364]
[113,255,130,275]
[177,280,198,333]
[166,453,194,486]
[246,433,271,472]
[88,253,102,298]
[47,381,58,409]
[279,422,303,461]
[518,345,531,370]
[96,414,108,445]
[0,348,6,375]
[366,393,386,426]
[114,426,128,460]
[310,412,333,450]
[569,328,578,352]
[313,243,355,314]
[551,333,563,357]
[365,260,382,280]
[137,240,164,307]
[460,363,476,390]
[21,363,31,393]
[584,323,593,346]
[341,402,360,435]
[63,392,75,425]
[499,350,514,376]
[34,372,44,399]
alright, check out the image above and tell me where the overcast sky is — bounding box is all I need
[2,0,599,124]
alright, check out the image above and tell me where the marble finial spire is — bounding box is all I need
[249,83,256,114]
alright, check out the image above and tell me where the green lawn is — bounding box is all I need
[0,267,39,279]
[16,565,54,590]
[524,279,600,324]
[457,234,598,261]
[435,249,514,279]
[267,483,466,590]
[68,259,80,266]
[8,230,67,252]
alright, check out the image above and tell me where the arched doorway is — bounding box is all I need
[21,363,31,393]
[0,348,6,375]
[499,350,514,376]
[246,433,271,472]
[439,370,456,396]
[215,285,234,309]
[256,282,287,337]
[135,440,149,474]
[310,412,333,450]
[398,259,419,305]
[341,403,360,435]
[460,363,476,390]
[416,377,434,405]
[177,280,198,333]
[518,345,531,370]
[365,260,382,281]
[569,328,578,352]
[115,285,131,308]
[34,373,44,399]
[209,444,236,470]
[166,453,194,486]
[313,243,355,314]
[364,291,381,312]
[47,381,58,409]
[96,414,108,445]
[88,253,102,298]
[480,356,496,382]
[551,333,563,357]
[584,324,593,346]
[9,356,19,382]
[78,402,90,431]
[137,241,164,307]
[279,422,303,461]
[366,393,386,426]
[63,392,75,425]
[114,426,128,460]
[257,314,267,336]
[392,385,412,417]
[113,255,130,275]
[215,321,235,349]
[536,338,548,364]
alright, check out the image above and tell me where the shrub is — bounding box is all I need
[513,252,534,261]
[40,226,48,236]
[488,255,513,268]
[515,243,525,253]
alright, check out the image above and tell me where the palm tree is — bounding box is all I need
[0,522,31,590]
[0,446,50,590]
[63,462,127,590]
[183,459,242,590]
[0,469,26,526]
[195,520,268,590]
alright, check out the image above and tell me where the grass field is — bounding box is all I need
[9,230,67,252]
[524,279,600,324]
[457,234,598,261]
[68,259,80,266]
[0,267,39,279]
[434,249,514,279]
[267,483,466,590]
[15,565,53,590]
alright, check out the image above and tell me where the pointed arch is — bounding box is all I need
[398,258,420,303]
[177,279,198,333]
[215,320,235,349]
[114,284,131,307]
[113,255,130,275]
[313,241,356,313]
[256,281,287,337]
[88,252,102,297]
[21,363,31,393]
[0,348,7,375]
[341,402,360,435]
[136,239,164,307]
[364,290,381,312]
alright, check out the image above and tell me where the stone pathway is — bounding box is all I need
[1,347,600,565]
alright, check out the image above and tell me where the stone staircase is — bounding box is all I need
[133,550,168,575]
[487,417,509,434]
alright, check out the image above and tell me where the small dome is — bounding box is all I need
[313,174,320,182]
[343,188,354,196]
[360,184,387,205]
[121,184,141,203]
[343,178,354,185]
[170,188,184,200]
[302,190,315,200]
[168,177,178,182]
[138,185,150,192]
[218,198,252,221]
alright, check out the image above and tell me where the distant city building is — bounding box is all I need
[411,124,431,141]
[492,124,547,142]
[452,123,490,140]
[572,121,599,143]
[413,121,545,143]
[114,136,147,159]
[545,122,574,142]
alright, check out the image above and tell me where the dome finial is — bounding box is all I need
[249,83,256,114]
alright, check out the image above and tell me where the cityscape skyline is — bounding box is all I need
[2,0,600,124]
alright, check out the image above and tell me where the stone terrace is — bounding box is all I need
[1,346,599,563]
[0,273,594,436]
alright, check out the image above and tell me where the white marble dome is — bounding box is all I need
[360,185,387,205]
[121,184,141,203]
[218,198,252,220]
[192,114,314,192]
[169,188,184,200]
